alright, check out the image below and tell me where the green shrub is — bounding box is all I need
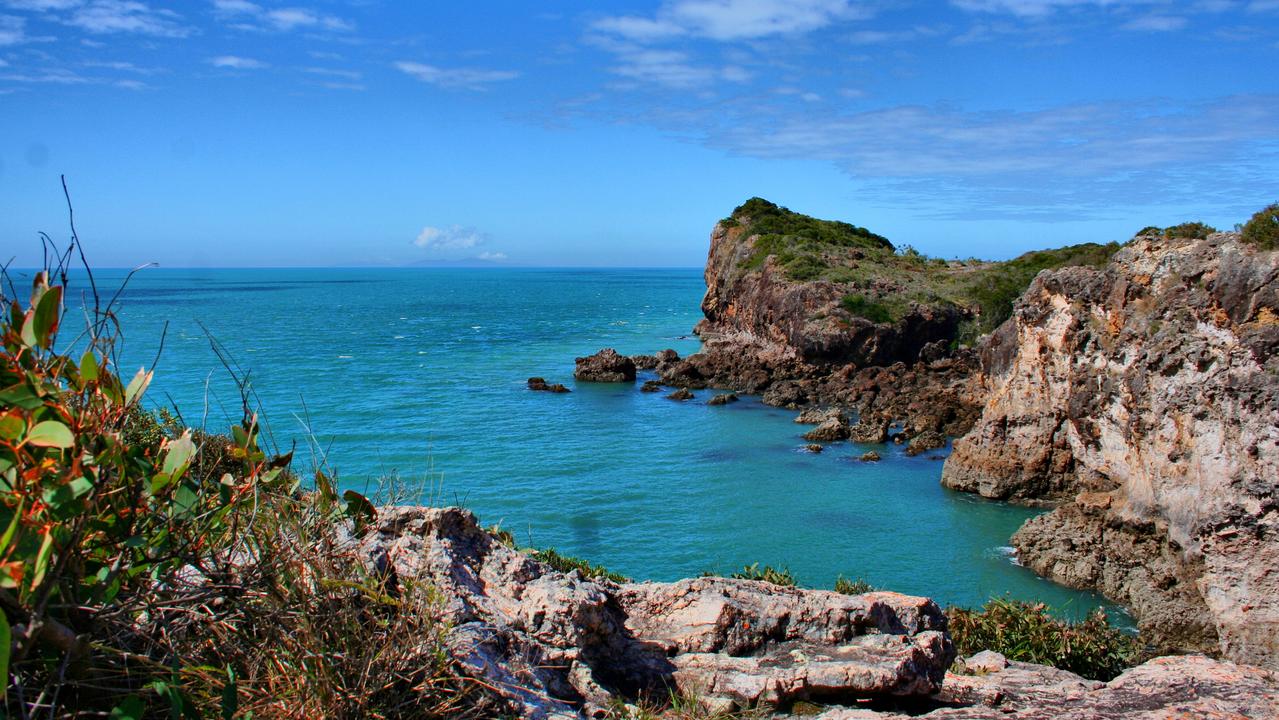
[1134,226,1162,237]
[833,576,875,595]
[782,254,828,281]
[840,294,895,323]
[948,599,1143,681]
[0,269,485,717]
[730,563,797,587]
[1241,202,1279,251]
[1162,221,1217,240]
[963,242,1120,332]
[530,547,629,583]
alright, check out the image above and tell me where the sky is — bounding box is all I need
[0,0,1277,268]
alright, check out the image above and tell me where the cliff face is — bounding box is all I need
[697,209,964,369]
[941,232,1279,666]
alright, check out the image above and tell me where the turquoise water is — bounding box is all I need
[58,267,1119,619]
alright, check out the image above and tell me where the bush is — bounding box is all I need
[963,242,1120,332]
[840,294,895,324]
[730,563,796,587]
[1162,221,1217,240]
[0,268,485,716]
[529,547,628,583]
[1241,202,1279,251]
[947,599,1143,681]
[833,576,875,595]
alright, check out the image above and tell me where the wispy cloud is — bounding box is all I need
[593,0,866,42]
[476,251,507,261]
[67,1,190,37]
[210,54,266,69]
[212,0,352,33]
[413,225,487,250]
[0,13,25,44]
[394,61,518,90]
[950,0,1162,18]
[1122,14,1188,31]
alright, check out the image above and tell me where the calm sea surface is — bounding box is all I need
[60,267,1119,619]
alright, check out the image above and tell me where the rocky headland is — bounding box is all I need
[941,230,1279,667]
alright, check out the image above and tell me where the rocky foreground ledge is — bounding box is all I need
[355,506,1278,719]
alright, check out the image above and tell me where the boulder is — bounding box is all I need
[849,418,891,444]
[803,414,851,442]
[707,393,739,406]
[640,380,663,393]
[905,430,945,456]
[359,507,956,719]
[528,377,571,393]
[574,348,637,383]
[666,388,695,401]
[806,444,824,453]
[860,451,881,462]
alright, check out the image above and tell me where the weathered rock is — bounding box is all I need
[528,377,571,393]
[630,354,659,370]
[707,392,739,406]
[905,430,945,456]
[574,348,637,383]
[804,414,851,442]
[806,444,824,453]
[849,417,891,444]
[941,232,1279,667]
[640,380,663,393]
[666,388,695,401]
[359,507,956,719]
[860,451,881,462]
[796,407,837,424]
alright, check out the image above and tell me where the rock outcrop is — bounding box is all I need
[574,348,637,383]
[941,232,1279,666]
[359,506,955,719]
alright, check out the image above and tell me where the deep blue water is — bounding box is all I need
[46,267,1121,619]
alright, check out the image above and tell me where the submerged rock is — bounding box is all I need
[574,348,637,383]
[640,380,663,393]
[527,377,570,393]
[707,392,739,406]
[806,444,824,453]
[860,451,881,462]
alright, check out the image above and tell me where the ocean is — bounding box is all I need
[57,266,1119,619]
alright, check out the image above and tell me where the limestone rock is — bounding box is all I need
[941,232,1279,667]
[574,348,637,383]
[905,430,945,456]
[359,507,956,719]
[804,413,851,441]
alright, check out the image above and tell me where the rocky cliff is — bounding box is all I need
[360,506,1279,719]
[941,231,1279,667]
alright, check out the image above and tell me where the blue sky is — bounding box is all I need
[1,0,1276,267]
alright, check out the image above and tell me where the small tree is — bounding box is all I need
[1241,202,1279,251]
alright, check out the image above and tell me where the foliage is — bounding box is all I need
[729,563,797,587]
[0,267,485,717]
[833,576,875,595]
[962,242,1121,332]
[1134,226,1162,237]
[1241,202,1279,251]
[732,198,892,253]
[1161,221,1217,240]
[839,294,895,324]
[530,547,629,583]
[948,599,1143,681]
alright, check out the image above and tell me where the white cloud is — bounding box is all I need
[210,54,266,69]
[0,13,24,44]
[212,1,352,33]
[394,61,518,90]
[67,1,189,37]
[950,0,1162,17]
[2,0,80,10]
[477,251,507,261]
[302,66,360,80]
[1122,14,1188,30]
[413,225,487,250]
[594,0,864,42]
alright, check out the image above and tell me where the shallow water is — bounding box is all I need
[51,266,1122,620]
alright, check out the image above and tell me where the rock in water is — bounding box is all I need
[528,377,570,393]
[358,507,955,718]
[905,430,945,456]
[666,388,695,401]
[640,380,663,393]
[806,444,824,453]
[707,392,739,406]
[574,348,637,382]
[803,413,851,441]
[941,231,1279,667]
[860,451,881,462]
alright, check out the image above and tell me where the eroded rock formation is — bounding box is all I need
[941,232,1279,666]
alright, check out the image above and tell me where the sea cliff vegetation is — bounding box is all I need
[725,197,1122,331]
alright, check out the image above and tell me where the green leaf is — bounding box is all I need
[0,497,23,557]
[110,695,145,720]
[19,311,37,348]
[0,415,24,441]
[315,470,337,505]
[342,490,377,534]
[80,350,99,382]
[0,383,44,411]
[221,665,238,720]
[26,420,74,449]
[124,368,153,406]
[162,431,195,476]
[173,485,198,516]
[44,477,93,509]
[32,284,62,349]
[31,529,54,590]
[0,609,10,703]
